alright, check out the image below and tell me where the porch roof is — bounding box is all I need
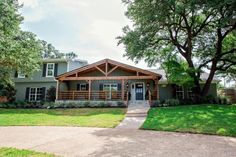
[56,59,162,81]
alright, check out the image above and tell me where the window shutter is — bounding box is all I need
[41,87,46,101]
[99,84,103,91]
[77,84,80,91]
[86,83,89,90]
[25,87,30,101]
[15,71,18,78]
[118,83,121,91]
[42,64,47,77]
[172,84,177,98]
[54,63,58,77]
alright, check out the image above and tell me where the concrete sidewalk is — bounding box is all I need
[0,126,236,157]
[116,101,150,129]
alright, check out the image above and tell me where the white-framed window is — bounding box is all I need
[18,71,25,78]
[46,63,55,77]
[29,87,43,102]
[103,83,118,99]
[80,83,87,91]
[187,87,194,99]
[176,85,184,99]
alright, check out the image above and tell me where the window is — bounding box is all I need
[46,63,55,77]
[103,84,118,99]
[80,84,87,91]
[29,88,43,102]
[187,87,194,99]
[18,71,25,78]
[176,85,184,99]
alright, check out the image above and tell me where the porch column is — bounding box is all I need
[56,80,61,100]
[88,80,91,100]
[155,79,159,100]
[121,79,125,100]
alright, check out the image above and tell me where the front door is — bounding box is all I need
[135,83,144,100]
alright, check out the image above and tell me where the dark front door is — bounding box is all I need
[135,83,143,100]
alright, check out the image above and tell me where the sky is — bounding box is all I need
[18,0,154,69]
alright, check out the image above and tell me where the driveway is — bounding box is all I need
[0,126,236,157]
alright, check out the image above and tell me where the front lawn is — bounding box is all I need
[0,147,56,157]
[142,104,236,137]
[0,108,126,128]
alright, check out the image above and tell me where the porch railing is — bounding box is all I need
[58,90,122,101]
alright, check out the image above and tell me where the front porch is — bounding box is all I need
[56,59,162,105]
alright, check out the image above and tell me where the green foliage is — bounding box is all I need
[119,0,236,96]
[162,57,194,86]
[142,105,236,137]
[46,86,56,102]
[0,83,16,102]
[0,108,126,128]
[0,101,127,109]
[0,147,56,157]
[0,0,42,85]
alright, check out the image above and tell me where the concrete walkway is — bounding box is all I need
[116,101,150,129]
[0,126,236,157]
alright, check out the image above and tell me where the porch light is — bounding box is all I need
[146,82,150,88]
[126,82,129,89]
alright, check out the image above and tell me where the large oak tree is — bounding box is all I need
[118,0,236,99]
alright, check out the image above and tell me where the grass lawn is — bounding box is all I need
[0,108,126,128]
[142,104,236,137]
[0,147,56,157]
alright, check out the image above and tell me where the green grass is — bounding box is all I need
[142,104,236,137]
[0,108,126,128]
[0,147,56,157]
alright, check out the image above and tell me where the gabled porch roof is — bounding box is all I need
[56,59,162,81]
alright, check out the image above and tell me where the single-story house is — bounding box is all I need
[55,59,218,104]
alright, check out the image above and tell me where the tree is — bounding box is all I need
[40,40,64,59]
[118,0,236,99]
[0,0,42,85]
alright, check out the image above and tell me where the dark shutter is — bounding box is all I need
[99,84,103,91]
[172,84,177,99]
[77,84,80,91]
[54,63,58,77]
[15,71,18,78]
[118,83,121,91]
[25,87,30,101]
[42,64,47,77]
[41,87,46,101]
[86,84,89,90]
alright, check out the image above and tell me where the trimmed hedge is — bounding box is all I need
[0,101,126,109]
[151,96,231,107]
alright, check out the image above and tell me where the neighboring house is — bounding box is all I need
[55,59,218,104]
[13,58,88,101]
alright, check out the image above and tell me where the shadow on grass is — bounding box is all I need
[142,105,236,137]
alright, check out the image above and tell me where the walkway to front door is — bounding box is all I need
[116,101,150,129]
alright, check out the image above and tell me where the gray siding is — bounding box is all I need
[15,82,56,101]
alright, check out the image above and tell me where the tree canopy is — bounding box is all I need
[119,0,236,98]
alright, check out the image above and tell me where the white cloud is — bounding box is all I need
[20,0,154,68]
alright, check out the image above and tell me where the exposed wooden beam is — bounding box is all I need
[121,79,124,100]
[137,71,139,76]
[107,65,118,76]
[88,80,91,100]
[95,66,106,76]
[105,60,108,77]
[59,76,157,81]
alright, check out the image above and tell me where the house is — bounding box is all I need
[55,59,217,104]
[13,58,88,101]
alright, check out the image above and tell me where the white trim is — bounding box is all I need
[130,82,145,101]
[29,87,43,102]
[17,71,25,78]
[103,83,118,100]
[176,85,184,99]
[46,63,55,77]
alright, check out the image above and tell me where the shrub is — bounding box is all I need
[150,100,161,107]
[164,99,180,106]
[46,86,56,102]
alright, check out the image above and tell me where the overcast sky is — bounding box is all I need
[18,0,155,69]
